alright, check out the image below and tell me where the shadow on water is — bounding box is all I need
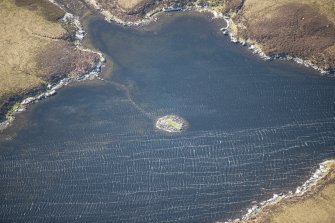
[0,13,335,223]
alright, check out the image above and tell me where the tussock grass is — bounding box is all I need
[240,161,335,223]
[269,165,335,223]
[117,0,146,9]
[0,0,65,99]
[241,0,335,23]
[232,0,335,69]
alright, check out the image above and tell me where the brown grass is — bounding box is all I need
[240,0,335,24]
[239,162,335,223]
[0,0,98,120]
[268,163,335,223]
[233,0,335,70]
[36,40,98,80]
[0,0,66,99]
[269,183,335,223]
[15,0,65,21]
[117,0,145,9]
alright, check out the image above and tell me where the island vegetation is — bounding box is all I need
[156,115,187,133]
[68,0,335,221]
[1,0,335,222]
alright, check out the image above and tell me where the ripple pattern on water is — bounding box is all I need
[1,15,335,223]
[1,109,335,222]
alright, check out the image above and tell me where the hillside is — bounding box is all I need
[0,0,98,122]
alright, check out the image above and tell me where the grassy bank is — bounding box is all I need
[235,160,335,223]
[231,0,335,72]
[267,161,335,223]
[0,0,66,117]
[0,0,99,123]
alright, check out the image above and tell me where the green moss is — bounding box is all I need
[166,119,182,129]
[5,102,21,120]
[145,7,161,17]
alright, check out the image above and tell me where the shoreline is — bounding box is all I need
[1,2,334,222]
[221,159,335,223]
[85,2,225,28]
[83,6,335,222]
[0,1,105,133]
[85,2,333,76]
[221,16,333,76]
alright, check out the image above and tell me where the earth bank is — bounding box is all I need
[0,0,100,125]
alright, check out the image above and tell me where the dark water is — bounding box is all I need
[1,14,335,222]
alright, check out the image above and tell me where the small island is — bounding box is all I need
[155,115,187,133]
